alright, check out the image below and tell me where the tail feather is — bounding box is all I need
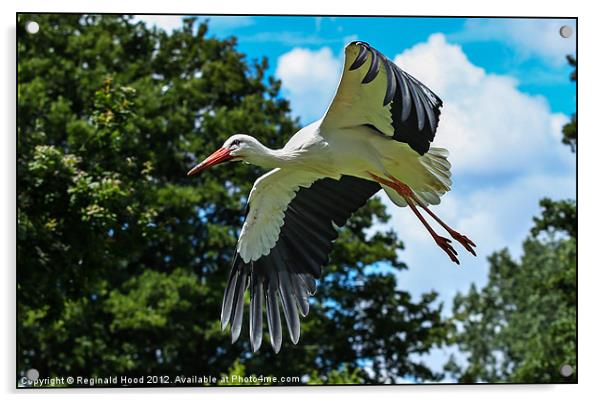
[418,147,452,195]
[382,147,452,207]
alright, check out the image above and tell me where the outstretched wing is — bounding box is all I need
[321,41,443,155]
[221,169,380,352]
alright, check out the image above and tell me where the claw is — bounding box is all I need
[450,231,477,256]
[435,235,459,264]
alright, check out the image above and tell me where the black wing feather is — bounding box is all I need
[264,269,282,353]
[221,175,380,352]
[348,41,443,155]
[349,45,368,70]
[229,267,248,343]
[408,74,438,133]
[395,67,413,122]
[291,272,311,316]
[249,271,263,352]
[383,62,397,106]
[405,73,427,132]
[362,47,380,84]
[220,258,240,329]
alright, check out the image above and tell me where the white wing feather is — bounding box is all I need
[321,42,394,135]
[237,168,323,263]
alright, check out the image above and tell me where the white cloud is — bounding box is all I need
[394,33,573,176]
[276,35,573,176]
[380,33,575,299]
[450,18,576,66]
[385,34,576,377]
[275,47,342,123]
[383,169,575,377]
[132,15,183,33]
[383,170,575,302]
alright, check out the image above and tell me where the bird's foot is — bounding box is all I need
[434,235,459,265]
[449,230,477,256]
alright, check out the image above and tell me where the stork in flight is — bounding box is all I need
[188,41,476,353]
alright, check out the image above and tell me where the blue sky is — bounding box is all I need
[139,16,576,116]
[137,15,576,380]
[202,16,576,116]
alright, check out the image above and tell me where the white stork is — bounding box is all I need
[187,41,476,353]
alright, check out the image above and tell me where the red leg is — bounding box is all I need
[369,173,460,264]
[412,198,477,256]
[379,173,476,256]
[405,199,460,264]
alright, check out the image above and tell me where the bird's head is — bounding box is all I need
[187,134,267,176]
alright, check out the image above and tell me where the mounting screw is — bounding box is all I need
[25,21,39,34]
[26,368,39,381]
[560,364,573,377]
[559,25,573,39]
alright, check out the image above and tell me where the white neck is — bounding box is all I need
[242,140,302,169]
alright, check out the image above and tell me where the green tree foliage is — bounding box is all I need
[307,364,362,384]
[445,229,576,382]
[531,198,576,239]
[562,55,577,152]
[18,14,447,385]
[445,200,576,382]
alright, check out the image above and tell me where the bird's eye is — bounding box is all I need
[231,140,241,147]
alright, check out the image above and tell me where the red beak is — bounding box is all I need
[187,147,233,176]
